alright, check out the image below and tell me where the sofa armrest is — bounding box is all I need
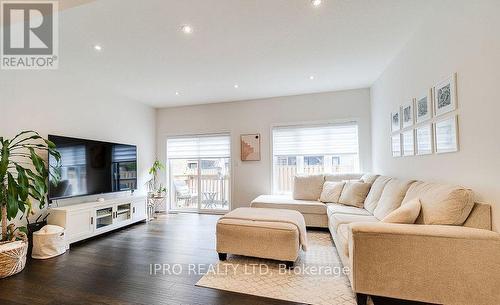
[348,222,500,305]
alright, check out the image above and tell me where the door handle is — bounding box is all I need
[133,207,135,213]
[91,217,94,225]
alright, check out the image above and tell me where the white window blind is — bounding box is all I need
[273,123,359,156]
[272,123,360,194]
[167,134,231,159]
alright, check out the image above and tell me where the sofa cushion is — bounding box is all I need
[336,224,350,257]
[251,195,327,215]
[319,181,345,203]
[382,198,421,224]
[402,181,474,225]
[338,182,372,208]
[363,176,392,214]
[329,213,378,231]
[327,203,372,217]
[325,173,363,182]
[360,173,380,184]
[293,174,324,200]
[463,203,492,230]
[373,179,415,220]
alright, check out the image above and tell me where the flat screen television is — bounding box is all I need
[48,135,137,201]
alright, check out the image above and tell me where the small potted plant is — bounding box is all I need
[145,160,167,219]
[146,160,167,198]
[0,131,61,278]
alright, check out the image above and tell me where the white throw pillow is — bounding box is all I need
[382,198,421,224]
[319,181,346,203]
[402,182,474,225]
[360,173,380,184]
[338,182,372,208]
[373,179,415,220]
[363,176,392,214]
[293,174,325,200]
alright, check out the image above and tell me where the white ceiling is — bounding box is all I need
[14,0,434,108]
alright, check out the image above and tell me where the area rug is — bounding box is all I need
[196,231,371,305]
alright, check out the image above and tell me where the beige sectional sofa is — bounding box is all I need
[251,173,500,305]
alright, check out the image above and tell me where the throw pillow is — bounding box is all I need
[401,181,474,225]
[373,179,416,220]
[319,181,346,203]
[382,198,421,224]
[293,174,325,200]
[360,173,380,184]
[338,181,372,208]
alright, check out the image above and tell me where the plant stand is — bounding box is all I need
[147,196,166,220]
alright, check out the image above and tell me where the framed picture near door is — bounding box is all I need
[241,134,261,161]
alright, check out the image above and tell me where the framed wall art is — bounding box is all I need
[391,134,401,157]
[391,108,401,132]
[416,124,433,155]
[434,73,457,117]
[402,101,414,128]
[435,116,459,154]
[241,133,261,161]
[402,130,415,156]
[416,89,432,123]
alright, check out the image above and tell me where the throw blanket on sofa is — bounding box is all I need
[221,207,308,251]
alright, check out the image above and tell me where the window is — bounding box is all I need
[304,156,323,166]
[167,134,231,212]
[272,123,360,194]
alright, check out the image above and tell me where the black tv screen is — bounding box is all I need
[48,135,137,201]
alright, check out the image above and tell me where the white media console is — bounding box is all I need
[48,195,147,246]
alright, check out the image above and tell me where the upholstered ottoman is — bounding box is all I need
[216,207,308,267]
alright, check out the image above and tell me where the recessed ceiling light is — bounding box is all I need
[180,24,193,34]
[311,0,322,7]
[175,91,180,96]
[234,84,239,89]
[93,44,102,51]
[309,75,315,80]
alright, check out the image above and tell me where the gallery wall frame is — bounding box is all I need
[416,89,433,123]
[435,115,459,154]
[434,73,457,117]
[391,134,401,157]
[416,124,433,155]
[402,129,415,156]
[390,72,460,158]
[391,108,401,132]
[402,101,414,128]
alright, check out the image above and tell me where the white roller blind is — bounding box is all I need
[273,123,359,156]
[167,134,230,159]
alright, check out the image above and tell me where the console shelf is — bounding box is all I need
[48,195,147,246]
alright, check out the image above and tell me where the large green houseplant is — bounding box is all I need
[0,131,61,242]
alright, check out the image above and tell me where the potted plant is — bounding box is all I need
[0,131,61,278]
[146,160,167,198]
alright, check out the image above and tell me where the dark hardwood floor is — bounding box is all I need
[0,213,431,305]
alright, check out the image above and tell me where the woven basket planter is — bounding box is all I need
[0,240,28,278]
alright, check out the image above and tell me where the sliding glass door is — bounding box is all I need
[167,134,231,213]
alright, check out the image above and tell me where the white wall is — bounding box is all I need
[371,0,500,231]
[0,72,156,225]
[157,89,371,210]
